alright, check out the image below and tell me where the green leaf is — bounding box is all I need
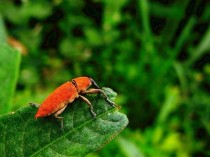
[0,14,7,44]
[0,88,128,157]
[157,86,180,123]
[0,44,21,114]
[117,136,145,157]
[187,27,210,66]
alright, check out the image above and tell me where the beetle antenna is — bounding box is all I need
[89,78,100,89]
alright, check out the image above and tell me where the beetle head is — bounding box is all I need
[73,77,92,93]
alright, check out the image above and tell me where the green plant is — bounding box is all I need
[0,44,21,114]
[0,87,128,156]
[0,15,128,156]
[0,0,209,156]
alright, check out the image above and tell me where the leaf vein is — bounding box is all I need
[31,108,117,156]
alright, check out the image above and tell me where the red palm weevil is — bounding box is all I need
[30,77,117,127]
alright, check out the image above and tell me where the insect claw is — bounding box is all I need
[60,120,64,130]
[93,113,97,119]
[29,102,40,108]
[55,116,64,130]
[89,109,97,119]
[106,99,118,108]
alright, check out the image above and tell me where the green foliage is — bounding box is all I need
[0,14,7,43]
[0,88,128,157]
[0,0,209,156]
[0,44,21,114]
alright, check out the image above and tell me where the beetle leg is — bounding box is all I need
[55,116,64,130]
[79,95,97,118]
[54,105,67,129]
[83,89,118,108]
[29,102,40,108]
[54,105,67,117]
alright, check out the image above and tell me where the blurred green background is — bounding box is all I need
[0,0,209,156]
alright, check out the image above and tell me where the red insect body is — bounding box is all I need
[35,77,92,119]
[33,76,116,121]
[35,82,77,118]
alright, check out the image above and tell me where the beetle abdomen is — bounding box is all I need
[35,82,78,118]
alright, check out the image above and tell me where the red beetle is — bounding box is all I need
[30,77,117,127]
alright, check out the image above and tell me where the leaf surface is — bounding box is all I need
[0,44,21,114]
[0,88,128,157]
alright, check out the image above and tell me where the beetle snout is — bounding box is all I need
[89,78,100,89]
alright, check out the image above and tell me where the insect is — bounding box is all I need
[30,76,117,127]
